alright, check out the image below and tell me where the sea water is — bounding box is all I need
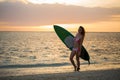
[0,32,120,68]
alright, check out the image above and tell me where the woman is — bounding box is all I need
[70,26,85,71]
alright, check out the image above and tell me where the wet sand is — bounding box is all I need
[2,69,119,80]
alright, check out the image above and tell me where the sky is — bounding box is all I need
[0,0,120,32]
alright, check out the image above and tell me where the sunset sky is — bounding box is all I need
[0,0,120,32]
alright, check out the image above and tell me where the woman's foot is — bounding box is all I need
[77,67,80,71]
[74,66,77,71]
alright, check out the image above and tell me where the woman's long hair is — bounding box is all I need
[80,26,85,40]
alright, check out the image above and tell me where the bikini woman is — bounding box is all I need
[70,26,85,71]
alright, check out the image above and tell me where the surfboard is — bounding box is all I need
[54,25,90,64]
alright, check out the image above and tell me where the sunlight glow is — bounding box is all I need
[40,24,77,31]
[27,0,120,7]
[27,0,80,5]
[0,22,120,32]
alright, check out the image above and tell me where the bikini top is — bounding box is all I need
[74,37,81,42]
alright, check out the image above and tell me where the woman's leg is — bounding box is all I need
[76,52,80,71]
[70,51,76,71]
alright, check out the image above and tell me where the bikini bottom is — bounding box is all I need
[72,48,79,53]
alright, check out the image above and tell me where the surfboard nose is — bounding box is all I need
[53,25,58,28]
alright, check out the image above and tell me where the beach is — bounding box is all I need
[0,63,120,80]
[0,32,120,80]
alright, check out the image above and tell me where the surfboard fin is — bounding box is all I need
[88,60,90,65]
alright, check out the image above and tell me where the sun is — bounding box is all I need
[39,24,78,31]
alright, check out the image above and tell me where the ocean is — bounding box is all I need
[0,32,120,68]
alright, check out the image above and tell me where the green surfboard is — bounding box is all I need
[54,25,90,64]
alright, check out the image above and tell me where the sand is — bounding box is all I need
[0,63,120,80]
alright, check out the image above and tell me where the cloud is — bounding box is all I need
[0,0,28,3]
[0,1,120,27]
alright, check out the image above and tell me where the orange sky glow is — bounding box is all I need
[0,0,120,32]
